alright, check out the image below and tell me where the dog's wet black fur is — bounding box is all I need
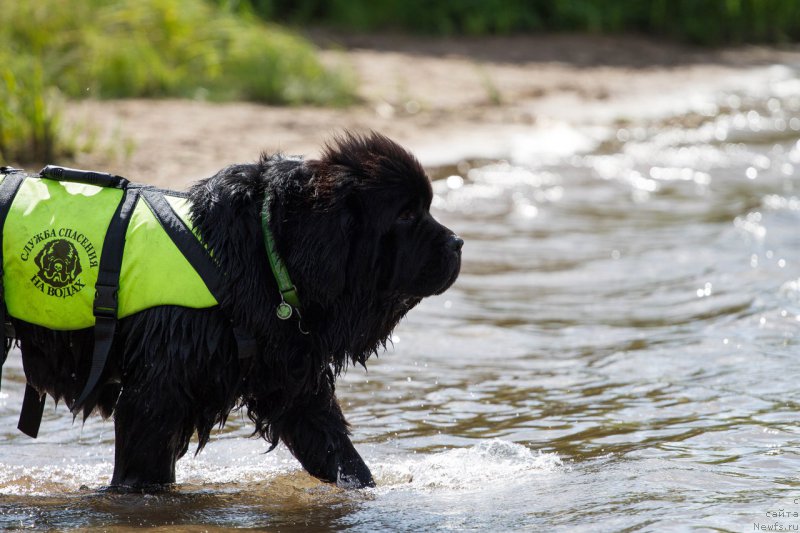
[10,132,462,489]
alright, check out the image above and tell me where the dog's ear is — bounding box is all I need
[270,163,359,308]
[276,131,416,307]
[285,196,356,306]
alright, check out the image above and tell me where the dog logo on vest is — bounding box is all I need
[34,239,83,289]
[19,227,98,298]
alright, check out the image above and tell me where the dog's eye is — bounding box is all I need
[397,208,417,223]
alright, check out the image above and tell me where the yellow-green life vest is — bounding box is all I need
[2,175,218,330]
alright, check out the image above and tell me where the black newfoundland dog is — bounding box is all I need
[9,132,462,489]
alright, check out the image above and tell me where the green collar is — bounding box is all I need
[261,192,301,320]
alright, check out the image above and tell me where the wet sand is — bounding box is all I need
[62,33,800,187]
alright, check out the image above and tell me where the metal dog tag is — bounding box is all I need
[276,302,293,320]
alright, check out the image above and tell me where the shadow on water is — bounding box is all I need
[0,475,367,531]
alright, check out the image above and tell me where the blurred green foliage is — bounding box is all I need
[0,0,353,103]
[0,0,353,163]
[237,0,800,45]
[0,61,66,164]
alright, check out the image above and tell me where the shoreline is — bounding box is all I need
[62,34,800,188]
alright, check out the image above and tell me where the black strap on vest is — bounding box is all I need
[71,187,140,416]
[17,382,47,437]
[140,190,258,362]
[0,171,45,437]
[0,170,25,394]
[40,165,129,189]
[141,190,223,299]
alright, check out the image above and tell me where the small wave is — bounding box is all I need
[0,439,297,495]
[432,162,562,218]
[0,462,113,496]
[763,194,800,211]
[176,447,298,487]
[778,278,800,304]
[1,440,561,497]
[375,439,562,491]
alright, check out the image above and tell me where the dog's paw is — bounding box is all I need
[336,466,376,489]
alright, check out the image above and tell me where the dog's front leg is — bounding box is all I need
[279,382,375,488]
[109,385,194,489]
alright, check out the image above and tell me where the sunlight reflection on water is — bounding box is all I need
[3,66,800,531]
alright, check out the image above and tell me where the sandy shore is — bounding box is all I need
[62,33,800,188]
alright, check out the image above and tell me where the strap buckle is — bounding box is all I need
[93,283,118,318]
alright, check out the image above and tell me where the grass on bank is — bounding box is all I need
[0,0,353,164]
[241,0,800,45]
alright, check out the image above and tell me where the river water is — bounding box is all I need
[3,67,800,531]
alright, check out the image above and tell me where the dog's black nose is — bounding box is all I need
[448,235,464,252]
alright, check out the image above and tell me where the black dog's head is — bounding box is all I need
[312,132,461,296]
[34,239,82,288]
[277,132,462,363]
[192,131,462,369]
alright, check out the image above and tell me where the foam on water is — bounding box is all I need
[0,461,113,496]
[174,438,301,487]
[374,439,563,491]
[0,438,560,500]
